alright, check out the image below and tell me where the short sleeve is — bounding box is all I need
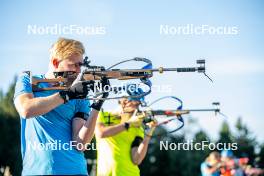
[97,111,119,125]
[135,126,145,139]
[14,72,33,100]
[131,136,143,148]
[76,99,91,120]
[97,111,106,123]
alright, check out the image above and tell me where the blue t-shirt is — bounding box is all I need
[14,72,90,175]
[201,162,220,176]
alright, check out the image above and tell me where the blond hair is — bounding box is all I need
[50,38,85,61]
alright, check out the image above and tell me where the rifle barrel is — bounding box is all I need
[109,66,204,73]
[152,109,219,112]
[184,108,219,112]
[150,109,219,116]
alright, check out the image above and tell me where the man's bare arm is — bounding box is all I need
[14,93,64,118]
[131,136,151,165]
[14,81,92,118]
[72,109,100,151]
[131,124,156,165]
[95,113,147,138]
[95,122,127,138]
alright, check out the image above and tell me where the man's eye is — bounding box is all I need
[74,62,83,67]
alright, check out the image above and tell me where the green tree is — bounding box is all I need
[0,77,18,118]
[0,78,21,176]
[218,121,233,144]
[258,144,264,168]
[233,117,256,165]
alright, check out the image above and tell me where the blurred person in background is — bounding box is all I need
[201,151,222,176]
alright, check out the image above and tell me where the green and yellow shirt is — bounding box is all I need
[96,111,144,176]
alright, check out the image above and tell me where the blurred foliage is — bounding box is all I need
[0,78,21,176]
[233,117,257,165]
[0,78,263,176]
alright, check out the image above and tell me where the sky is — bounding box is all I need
[0,0,263,143]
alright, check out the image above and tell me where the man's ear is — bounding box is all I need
[51,58,60,69]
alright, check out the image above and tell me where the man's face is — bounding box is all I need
[210,155,220,165]
[119,98,140,113]
[52,53,83,73]
[221,156,231,162]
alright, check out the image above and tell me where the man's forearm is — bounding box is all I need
[77,109,99,145]
[132,136,151,165]
[95,123,127,138]
[15,93,64,118]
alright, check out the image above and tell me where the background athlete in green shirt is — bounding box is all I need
[95,96,156,176]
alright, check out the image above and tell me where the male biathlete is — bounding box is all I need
[14,38,107,175]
